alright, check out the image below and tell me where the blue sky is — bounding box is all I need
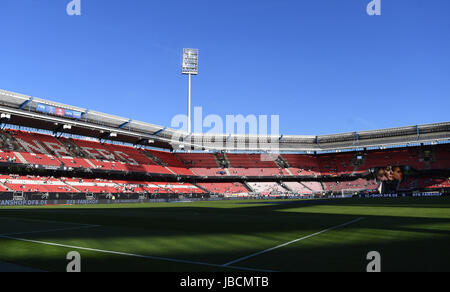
[0,0,449,135]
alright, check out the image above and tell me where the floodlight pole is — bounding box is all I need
[182,48,198,134]
[188,73,192,134]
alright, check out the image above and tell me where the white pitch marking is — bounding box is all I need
[0,235,276,273]
[222,217,365,267]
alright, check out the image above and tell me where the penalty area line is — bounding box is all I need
[222,217,365,267]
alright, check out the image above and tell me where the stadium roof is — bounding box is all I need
[1,88,449,152]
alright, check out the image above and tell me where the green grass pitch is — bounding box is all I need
[0,197,449,272]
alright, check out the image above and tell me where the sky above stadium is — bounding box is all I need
[0,0,449,136]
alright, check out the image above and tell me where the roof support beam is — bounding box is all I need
[153,127,167,136]
[18,97,34,110]
[119,119,132,129]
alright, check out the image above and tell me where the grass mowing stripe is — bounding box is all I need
[0,216,99,227]
[222,217,365,267]
[0,225,101,237]
[0,235,277,273]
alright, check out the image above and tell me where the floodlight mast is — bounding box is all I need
[182,48,199,134]
[188,73,191,134]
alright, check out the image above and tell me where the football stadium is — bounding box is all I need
[0,0,449,276]
[0,89,449,273]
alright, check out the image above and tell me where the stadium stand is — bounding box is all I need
[142,150,193,175]
[111,180,157,193]
[360,148,426,171]
[0,151,19,164]
[149,182,204,194]
[283,182,314,194]
[61,177,120,194]
[146,150,184,167]
[0,129,174,174]
[196,182,248,195]
[0,175,77,193]
[175,153,219,168]
[300,182,324,193]
[430,145,450,169]
[318,153,357,176]
[228,167,288,177]
[365,179,380,191]
[191,168,228,176]
[0,174,206,195]
[226,154,278,168]
[0,89,448,200]
[324,179,373,193]
[0,127,449,197]
[281,154,322,177]
[2,128,449,175]
[247,182,286,194]
[417,177,450,190]
[225,154,288,177]
[399,177,450,191]
[399,177,417,191]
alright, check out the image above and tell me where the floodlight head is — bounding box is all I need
[182,48,199,75]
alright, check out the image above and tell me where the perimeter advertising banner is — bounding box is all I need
[64,109,82,119]
[0,199,157,206]
[0,197,250,206]
[36,103,82,120]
